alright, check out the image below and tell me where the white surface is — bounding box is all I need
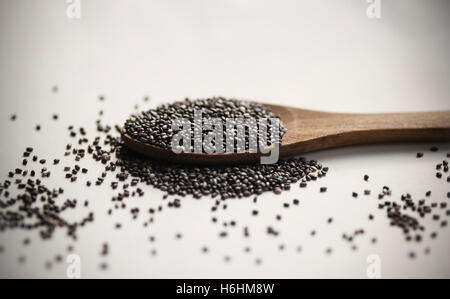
[0,0,449,278]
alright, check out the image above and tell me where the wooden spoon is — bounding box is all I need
[121,104,450,165]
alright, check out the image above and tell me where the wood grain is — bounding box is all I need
[266,104,450,158]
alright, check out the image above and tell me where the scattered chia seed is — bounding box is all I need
[18,255,26,264]
[101,243,109,256]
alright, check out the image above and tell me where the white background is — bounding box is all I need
[0,0,449,278]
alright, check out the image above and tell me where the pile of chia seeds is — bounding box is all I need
[124,97,286,152]
[115,144,326,199]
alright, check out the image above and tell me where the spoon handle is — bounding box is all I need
[280,110,450,156]
[344,111,450,131]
